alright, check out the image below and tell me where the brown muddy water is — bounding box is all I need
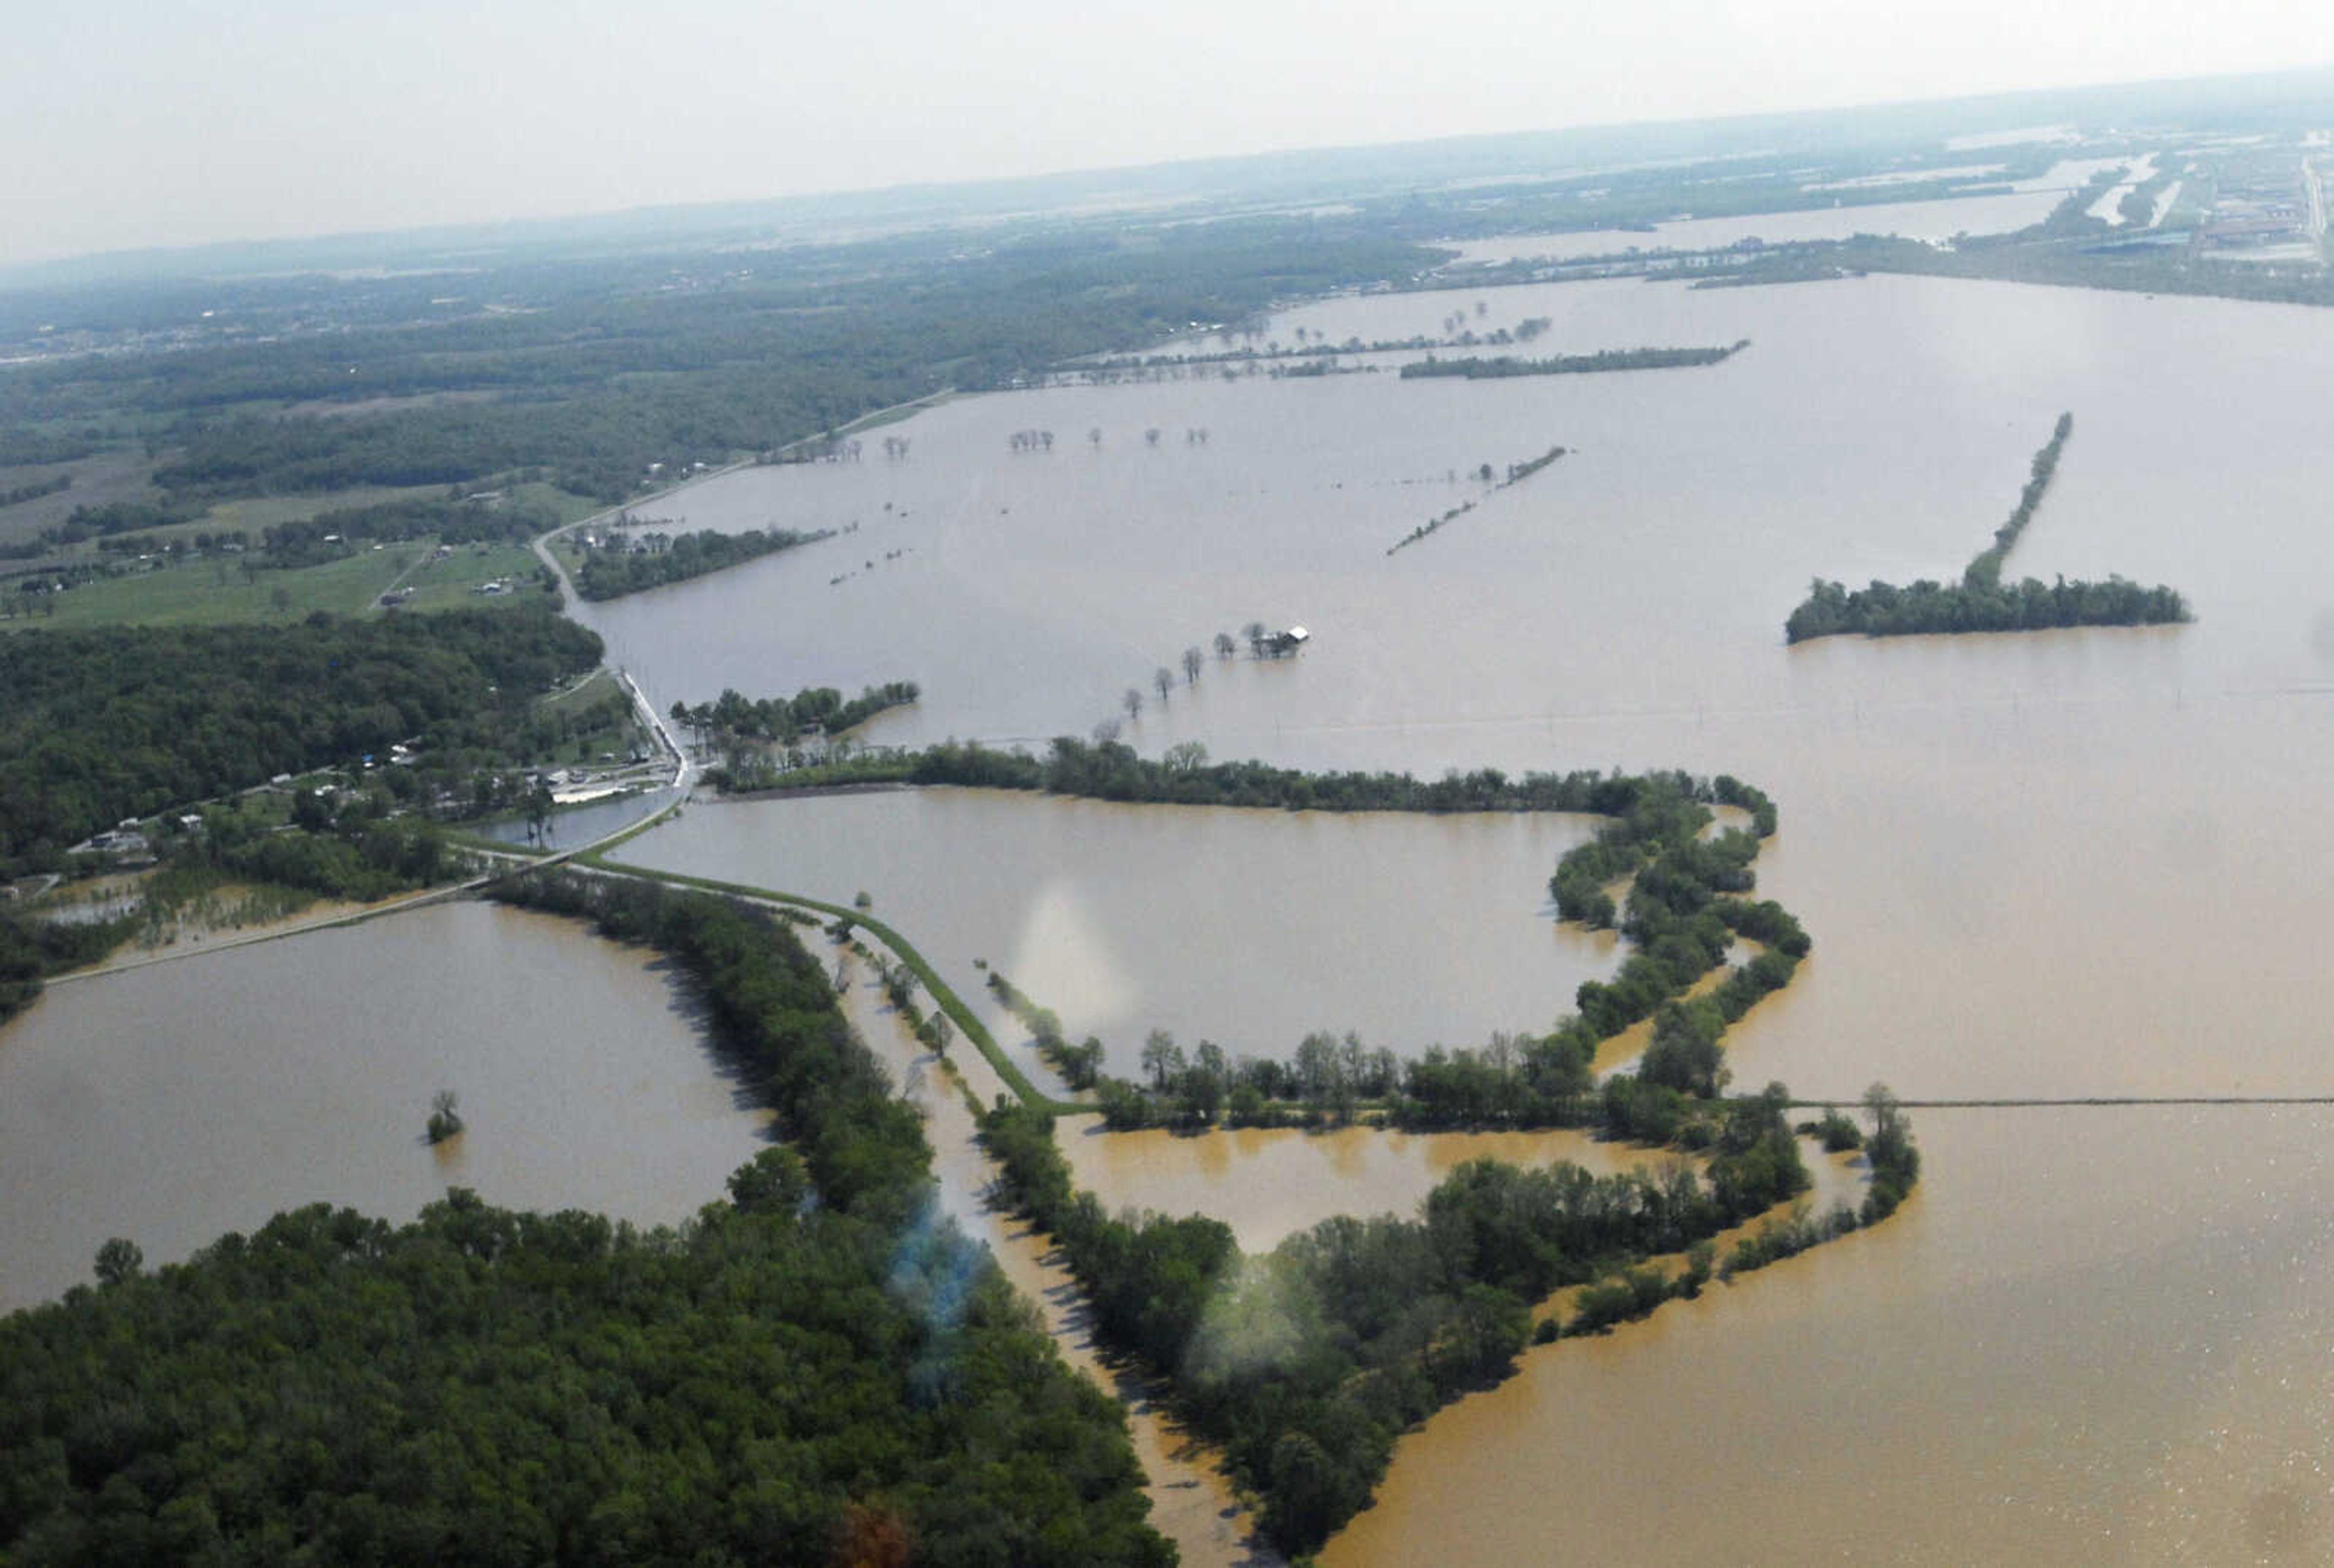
[13,253,2334,1561]
[0,903,769,1310]
[617,788,1611,1083]
[570,265,2334,1561]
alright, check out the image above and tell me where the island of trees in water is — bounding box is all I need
[570,525,831,600]
[1785,413,2192,641]
[0,872,1174,1567]
[1399,340,1750,379]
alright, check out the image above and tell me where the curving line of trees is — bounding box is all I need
[571,526,830,600]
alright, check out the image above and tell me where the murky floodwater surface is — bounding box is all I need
[0,904,769,1309]
[13,238,2334,1560]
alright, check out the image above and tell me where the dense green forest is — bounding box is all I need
[0,872,1172,1565]
[0,1188,1170,1567]
[2,224,1441,505]
[1785,413,2192,641]
[0,607,603,871]
[1785,571,2191,640]
[1397,341,1750,379]
[571,527,830,600]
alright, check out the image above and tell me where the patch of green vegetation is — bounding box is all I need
[9,546,422,628]
[0,870,1173,1568]
[195,484,447,535]
[0,906,136,1026]
[387,541,554,613]
[1397,341,1749,379]
[4,534,554,630]
[979,1079,1874,1556]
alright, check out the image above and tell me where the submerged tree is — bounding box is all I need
[425,1090,464,1144]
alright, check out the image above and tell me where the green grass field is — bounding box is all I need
[388,542,551,612]
[3,537,553,630]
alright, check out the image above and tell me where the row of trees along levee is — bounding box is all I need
[570,526,832,600]
[1785,411,2192,640]
[764,738,1929,1555]
[1396,339,1751,379]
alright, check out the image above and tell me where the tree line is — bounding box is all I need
[679,681,919,755]
[889,745,1798,1143]
[0,908,133,1028]
[1398,341,1750,380]
[0,473,70,509]
[970,763,1802,1140]
[0,871,1172,1566]
[571,526,830,600]
[1785,412,2194,641]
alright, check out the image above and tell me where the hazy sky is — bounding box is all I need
[5,0,2330,267]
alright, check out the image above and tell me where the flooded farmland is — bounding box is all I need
[0,903,771,1310]
[574,264,2334,1561]
[14,251,2334,1560]
[617,788,1612,1081]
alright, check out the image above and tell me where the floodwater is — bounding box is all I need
[1325,1106,2334,1568]
[617,789,1610,1082]
[16,219,2334,1560]
[572,258,2334,1561]
[0,903,770,1310]
[1062,1123,1647,1253]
